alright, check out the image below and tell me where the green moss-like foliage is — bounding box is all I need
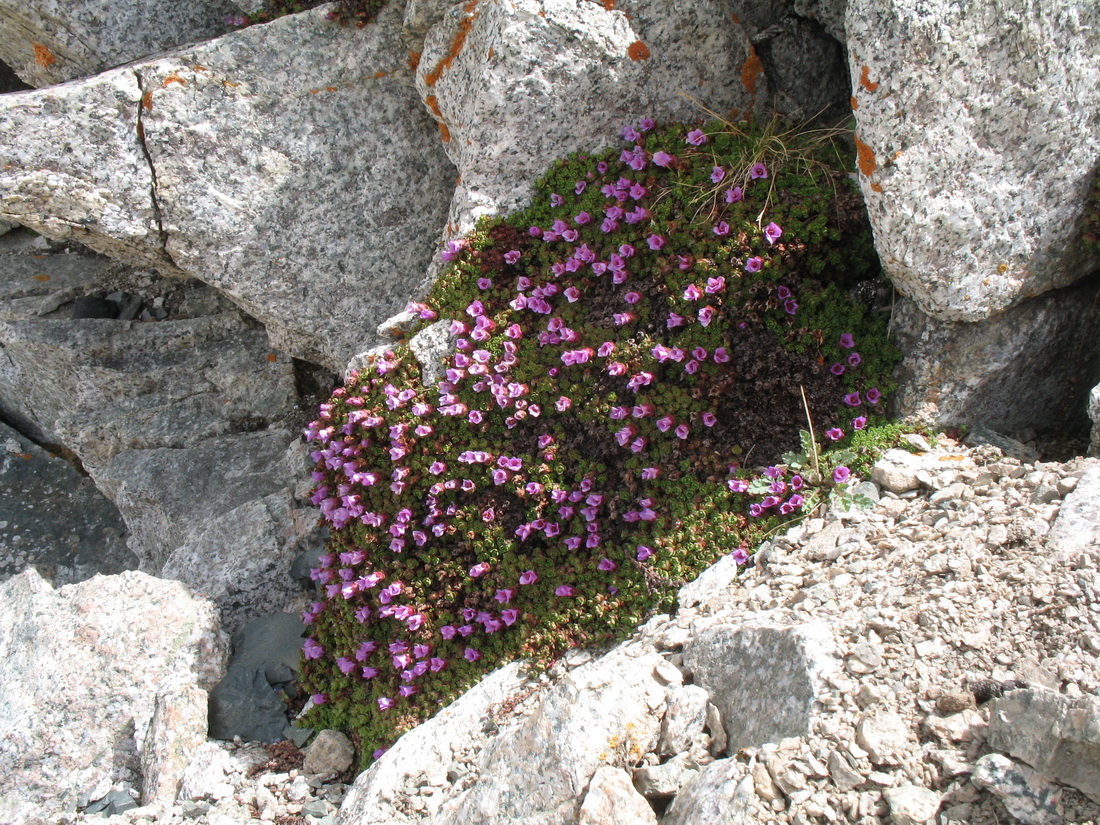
[298,116,899,764]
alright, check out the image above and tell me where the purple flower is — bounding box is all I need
[337,657,356,674]
[378,697,395,710]
[469,562,490,578]
[686,128,707,145]
[866,388,882,405]
[714,347,730,363]
[555,585,575,597]
[440,625,456,640]
[745,257,763,273]
[750,161,768,179]
[519,570,538,585]
[826,427,844,441]
[550,193,564,206]
[764,222,783,244]
[575,211,591,225]
[501,609,519,626]
[597,558,618,571]
[647,234,666,250]
[852,416,867,430]
[636,545,654,561]
[702,412,717,427]
[784,300,798,315]
[652,150,674,168]
[624,291,641,304]
[731,547,750,565]
[311,692,327,705]
[503,249,521,264]
[303,639,324,660]
[725,186,743,203]
[622,124,641,141]
[830,363,846,376]
[788,494,805,509]
[698,306,715,327]
[711,166,726,183]
[791,475,804,491]
[844,392,862,407]
[839,333,855,348]
[833,466,851,483]
[848,352,862,368]
[713,221,730,237]
[641,467,660,480]
[639,117,656,131]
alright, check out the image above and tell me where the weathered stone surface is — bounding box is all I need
[579,766,658,825]
[337,662,531,824]
[847,0,1100,322]
[303,730,354,780]
[417,0,847,239]
[987,688,1100,804]
[661,758,757,825]
[633,753,699,798]
[436,647,668,825]
[889,287,1100,433]
[1046,465,1100,563]
[682,621,836,754]
[0,4,455,369]
[0,0,238,87]
[0,247,317,630]
[659,685,710,757]
[972,753,1064,825]
[1090,383,1100,456]
[0,569,227,824]
[141,684,209,806]
[207,663,288,744]
[0,419,135,586]
[883,784,941,825]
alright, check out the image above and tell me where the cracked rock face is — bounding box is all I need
[0,240,318,631]
[0,4,455,370]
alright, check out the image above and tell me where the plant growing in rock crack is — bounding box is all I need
[298,114,900,764]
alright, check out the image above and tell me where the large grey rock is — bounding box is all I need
[0,248,316,631]
[972,753,1064,825]
[337,662,531,824]
[0,419,136,586]
[437,647,669,825]
[0,4,455,369]
[847,0,1100,322]
[890,287,1100,433]
[1090,383,1100,456]
[682,621,836,754]
[0,0,239,87]
[416,0,848,238]
[207,663,288,744]
[661,758,757,825]
[0,569,227,824]
[986,688,1100,804]
[658,685,710,756]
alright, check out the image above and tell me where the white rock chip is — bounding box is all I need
[883,784,941,825]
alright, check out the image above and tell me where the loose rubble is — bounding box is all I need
[57,434,1099,825]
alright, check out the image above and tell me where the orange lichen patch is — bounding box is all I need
[33,273,50,282]
[266,353,278,362]
[855,135,877,178]
[740,46,763,96]
[163,73,186,87]
[193,64,207,72]
[32,42,56,68]
[424,95,451,143]
[487,47,494,59]
[20,453,31,460]
[408,51,421,71]
[326,85,338,92]
[627,40,650,61]
[141,91,153,111]
[870,182,884,193]
[221,80,240,88]
[309,89,321,94]
[374,70,388,79]
[731,12,741,23]
[850,95,858,110]
[997,263,1008,274]
[859,65,879,92]
[424,0,479,88]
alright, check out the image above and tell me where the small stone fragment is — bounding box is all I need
[856,710,910,766]
[936,691,976,714]
[579,766,657,825]
[883,784,941,825]
[303,730,353,779]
